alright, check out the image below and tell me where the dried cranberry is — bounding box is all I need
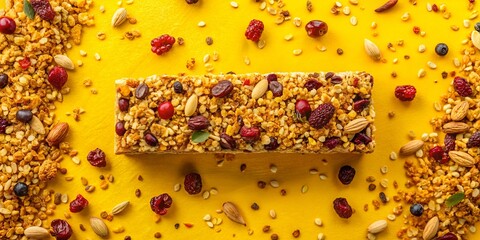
[467,132,480,148]
[211,80,234,98]
[436,233,458,240]
[352,132,372,145]
[0,117,9,134]
[295,99,311,119]
[269,81,283,97]
[151,34,176,55]
[444,133,456,152]
[145,133,158,146]
[48,66,68,90]
[158,101,174,120]
[51,219,73,240]
[338,165,356,185]
[118,98,129,112]
[69,194,89,213]
[115,122,126,136]
[245,19,264,42]
[353,99,370,112]
[150,193,173,215]
[429,146,444,162]
[220,133,237,150]
[324,137,342,149]
[453,77,473,97]
[31,0,56,21]
[308,103,335,129]
[305,20,328,37]
[0,16,16,34]
[87,148,107,167]
[333,197,353,218]
[240,126,261,143]
[188,115,210,130]
[19,57,31,70]
[395,85,416,101]
[184,173,202,195]
[266,74,278,82]
[264,137,280,150]
[304,79,322,91]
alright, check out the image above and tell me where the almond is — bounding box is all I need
[29,116,45,135]
[185,94,198,117]
[367,219,387,234]
[344,117,369,134]
[54,55,75,70]
[111,8,127,27]
[46,122,69,146]
[222,202,246,226]
[252,79,268,99]
[24,226,50,239]
[112,201,129,215]
[399,140,424,156]
[442,122,469,134]
[90,217,109,238]
[449,151,476,167]
[450,101,469,121]
[364,38,381,61]
[422,216,439,240]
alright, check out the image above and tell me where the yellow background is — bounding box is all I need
[2,0,476,239]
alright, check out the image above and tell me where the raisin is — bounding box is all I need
[118,98,129,112]
[264,137,280,150]
[0,117,11,134]
[187,116,210,130]
[444,133,456,152]
[31,0,55,21]
[87,148,107,167]
[467,132,480,148]
[173,81,184,93]
[211,80,234,98]
[135,83,149,99]
[115,122,126,136]
[453,76,473,97]
[352,132,372,145]
[266,74,277,82]
[220,133,237,150]
[304,79,322,91]
[269,81,283,97]
[145,133,159,146]
[51,219,73,240]
[69,194,89,213]
[150,193,173,215]
[184,173,202,195]
[353,99,370,112]
[308,103,335,129]
[338,165,356,185]
[324,137,342,149]
[333,197,353,218]
[436,233,458,240]
[429,146,444,162]
[330,75,343,84]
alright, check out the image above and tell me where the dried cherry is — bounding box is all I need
[69,194,88,213]
[184,173,202,195]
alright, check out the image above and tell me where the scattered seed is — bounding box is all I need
[269,209,277,219]
[280,189,287,196]
[72,157,81,165]
[263,225,271,232]
[380,179,389,188]
[301,185,309,193]
[314,218,323,226]
[309,168,319,175]
[401,12,410,21]
[202,190,210,200]
[270,180,279,188]
[292,229,300,238]
[270,164,278,173]
[81,177,88,186]
[284,34,293,41]
[350,16,358,26]
[154,232,162,238]
[251,202,260,210]
[418,44,426,53]
[387,214,396,221]
[368,183,377,191]
[135,188,141,197]
[198,21,206,27]
[206,37,213,45]
[240,163,247,172]
[389,151,397,160]
[61,194,68,203]
[94,53,101,61]
[258,181,267,189]
[85,185,95,192]
[427,61,437,69]
[319,174,327,180]
[336,48,344,55]
[210,188,218,195]
[418,68,426,78]
[293,49,303,56]
[293,17,301,27]
[257,39,266,49]
[203,214,212,221]
[230,1,239,8]
[380,165,389,174]
[174,183,181,192]
[244,56,251,65]
[318,233,325,240]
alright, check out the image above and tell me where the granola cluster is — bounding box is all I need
[114,72,375,154]
[0,0,92,238]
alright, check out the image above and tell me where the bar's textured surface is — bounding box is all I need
[114,72,375,154]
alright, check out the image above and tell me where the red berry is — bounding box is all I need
[413,26,420,34]
[308,103,335,129]
[295,99,311,117]
[324,137,342,149]
[429,146,444,162]
[353,99,370,112]
[436,233,458,240]
[51,219,73,240]
[184,172,202,195]
[266,74,277,82]
[150,193,173,215]
[432,4,439,12]
[305,20,328,38]
[394,85,416,101]
[151,34,176,55]
[145,133,159,146]
[453,76,473,97]
[69,194,88,213]
[115,122,126,136]
[31,0,56,21]
[158,101,174,119]
[239,126,261,143]
[87,148,107,167]
[338,165,356,185]
[304,79,322,91]
[333,197,353,218]
[48,66,68,90]
[19,57,31,70]
[352,132,372,145]
[245,19,264,42]
[0,16,16,34]
[467,132,480,148]
[444,133,456,152]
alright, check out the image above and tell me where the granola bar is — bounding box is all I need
[114,72,375,154]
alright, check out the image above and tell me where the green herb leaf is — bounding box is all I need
[24,0,35,20]
[446,192,465,207]
[192,131,210,143]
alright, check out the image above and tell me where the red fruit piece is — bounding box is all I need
[305,20,328,38]
[150,193,173,215]
[51,219,73,240]
[324,137,342,149]
[19,57,31,70]
[436,233,458,240]
[467,132,480,148]
[87,148,107,167]
[184,172,202,195]
[0,16,16,34]
[333,197,353,218]
[31,0,56,21]
[239,126,261,143]
[295,99,311,120]
[338,165,356,185]
[453,77,473,97]
[264,137,280,150]
[48,66,68,90]
[353,99,370,112]
[69,194,88,213]
[151,34,176,55]
[266,74,277,82]
[444,133,456,152]
[308,103,335,129]
[413,26,420,34]
[158,101,174,120]
[0,117,9,134]
[352,132,372,145]
[428,146,444,162]
[304,79,322,91]
[245,19,264,42]
[394,85,416,101]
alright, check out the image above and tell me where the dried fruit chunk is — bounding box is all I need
[87,148,107,167]
[51,219,73,240]
[240,126,261,143]
[188,116,210,130]
[31,0,55,21]
[395,85,416,101]
[184,173,202,195]
[245,19,264,42]
[333,197,353,218]
[308,103,335,129]
[151,34,176,55]
[467,132,480,148]
[305,20,328,37]
[158,101,174,120]
[0,16,16,34]
[48,66,68,90]
[69,194,89,213]
[150,193,173,215]
[338,165,356,185]
[211,80,234,98]
[453,77,473,97]
[220,133,237,150]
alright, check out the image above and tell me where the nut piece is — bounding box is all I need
[449,151,476,167]
[29,116,45,134]
[24,226,50,239]
[423,216,439,240]
[344,117,369,134]
[90,217,109,238]
[46,122,69,146]
[111,8,127,27]
[471,30,480,50]
[252,79,269,99]
[367,219,387,234]
[185,94,198,117]
[450,101,469,121]
[222,202,246,226]
[364,39,381,61]
[54,55,75,70]
[112,201,130,215]
[399,140,424,156]
[442,122,469,133]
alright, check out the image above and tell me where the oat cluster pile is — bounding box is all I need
[0,0,92,238]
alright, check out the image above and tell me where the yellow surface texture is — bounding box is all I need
[2,0,477,239]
